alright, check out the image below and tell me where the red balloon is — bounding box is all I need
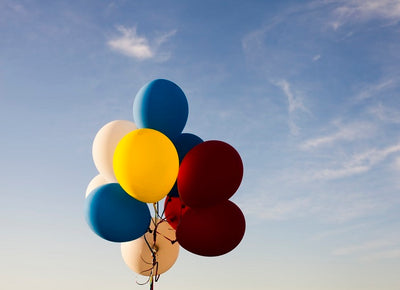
[177,140,243,208]
[176,200,245,257]
[164,195,188,230]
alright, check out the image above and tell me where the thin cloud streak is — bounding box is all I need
[333,239,394,256]
[300,122,376,150]
[362,248,400,261]
[312,54,321,61]
[356,78,398,101]
[369,103,400,124]
[332,237,400,261]
[313,143,400,180]
[275,79,310,135]
[330,0,400,29]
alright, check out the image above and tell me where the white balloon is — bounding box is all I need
[92,120,137,182]
[85,174,108,198]
[121,219,179,276]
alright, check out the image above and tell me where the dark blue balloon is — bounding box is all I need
[167,133,203,198]
[85,183,151,242]
[133,79,189,140]
[167,182,179,197]
[173,133,203,163]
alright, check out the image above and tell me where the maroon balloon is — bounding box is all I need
[176,200,245,257]
[177,140,243,208]
[164,195,188,230]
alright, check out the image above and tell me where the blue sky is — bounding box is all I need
[1,0,400,289]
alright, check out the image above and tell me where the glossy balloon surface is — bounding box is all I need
[85,183,151,242]
[133,79,188,140]
[176,200,245,257]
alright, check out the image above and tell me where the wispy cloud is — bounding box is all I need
[368,103,400,123]
[249,197,312,221]
[333,237,400,261]
[241,185,392,223]
[333,239,394,256]
[108,26,153,59]
[355,77,398,101]
[311,223,373,241]
[330,0,400,29]
[393,156,400,171]
[107,25,176,61]
[312,54,321,61]
[275,79,310,135]
[300,121,376,150]
[313,143,400,180]
[362,248,400,261]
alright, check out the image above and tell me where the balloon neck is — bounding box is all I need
[151,244,159,253]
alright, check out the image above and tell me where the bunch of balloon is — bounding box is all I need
[84,79,245,289]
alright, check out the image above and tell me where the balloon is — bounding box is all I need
[85,174,108,198]
[85,183,151,242]
[113,128,179,203]
[176,200,245,257]
[167,182,179,198]
[133,79,189,140]
[92,120,137,182]
[177,140,243,208]
[121,219,180,276]
[164,196,188,230]
[172,133,203,163]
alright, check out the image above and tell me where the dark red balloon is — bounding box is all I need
[164,195,188,230]
[176,200,245,257]
[177,140,243,208]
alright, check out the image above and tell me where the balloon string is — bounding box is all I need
[145,205,165,290]
[149,275,154,290]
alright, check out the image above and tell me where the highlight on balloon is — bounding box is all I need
[84,79,246,289]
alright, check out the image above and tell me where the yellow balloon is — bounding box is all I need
[113,128,179,203]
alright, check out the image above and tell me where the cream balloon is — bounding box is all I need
[85,174,108,198]
[92,120,137,182]
[121,219,179,276]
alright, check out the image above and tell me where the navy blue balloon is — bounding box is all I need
[85,183,151,242]
[167,182,179,197]
[173,133,203,163]
[133,79,189,140]
[167,133,203,198]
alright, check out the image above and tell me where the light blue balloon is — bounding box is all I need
[85,183,151,243]
[133,79,189,139]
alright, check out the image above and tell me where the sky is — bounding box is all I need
[1,0,400,289]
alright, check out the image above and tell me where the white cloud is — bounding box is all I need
[356,78,398,101]
[332,237,400,261]
[369,103,400,123]
[276,80,307,113]
[394,156,400,171]
[240,186,391,223]
[108,26,152,59]
[331,0,400,29]
[312,54,321,61]
[313,143,400,180]
[107,25,176,61]
[300,121,376,150]
[314,165,369,180]
[362,248,400,261]
[311,223,372,241]
[333,239,394,256]
[253,197,311,221]
[275,79,310,135]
